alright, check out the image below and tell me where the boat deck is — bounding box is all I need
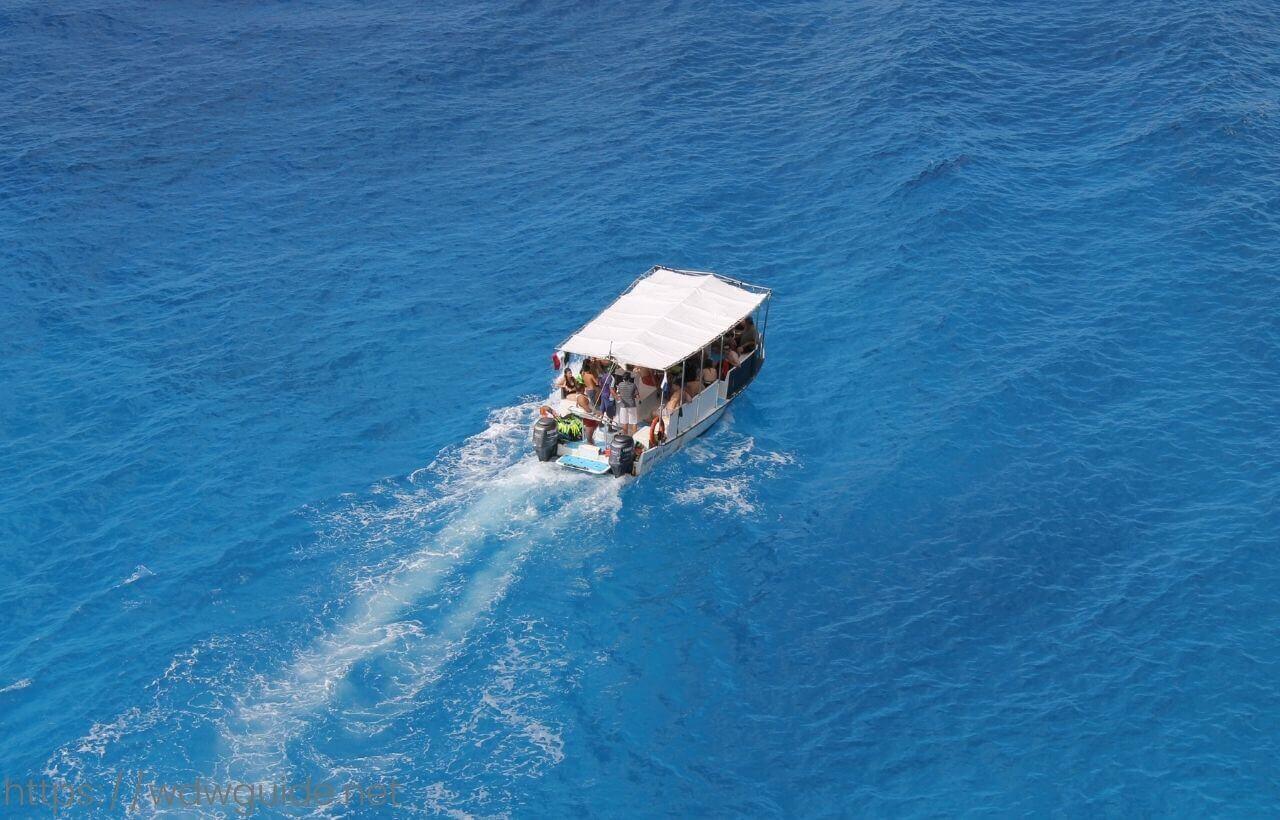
[547,348,762,477]
[557,440,610,473]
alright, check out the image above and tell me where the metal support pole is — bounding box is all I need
[677,360,687,433]
[760,297,771,361]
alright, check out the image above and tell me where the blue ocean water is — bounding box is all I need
[3,0,1279,815]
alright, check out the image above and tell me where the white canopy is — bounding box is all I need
[560,267,768,370]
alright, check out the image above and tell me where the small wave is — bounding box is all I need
[674,476,758,515]
[903,153,972,190]
[677,431,798,514]
[116,564,155,587]
[0,677,32,694]
[71,707,154,762]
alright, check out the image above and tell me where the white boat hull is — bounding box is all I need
[633,400,729,476]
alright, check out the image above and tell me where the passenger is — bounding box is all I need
[737,317,760,348]
[557,366,579,399]
[683,363,703,398]
[701,357,719,386]
[598,365,617,420]
[664,382,684,414]
[567,390,600,444]
[614,369,639,435]
[581,360,600,406]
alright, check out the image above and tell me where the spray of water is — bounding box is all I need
[44,402,620,799]
[214,405,622,782]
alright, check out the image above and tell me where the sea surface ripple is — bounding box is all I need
[2,0,1279,816]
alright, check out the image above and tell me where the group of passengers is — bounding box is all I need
[554,316,761,444]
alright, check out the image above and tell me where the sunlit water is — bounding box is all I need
[2,0,1279,815]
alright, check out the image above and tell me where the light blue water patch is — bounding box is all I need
[2,0,1279,816]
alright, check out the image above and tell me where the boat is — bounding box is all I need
[532,265,771,477]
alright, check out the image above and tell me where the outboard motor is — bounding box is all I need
[607,433,635,477]
[532,417,559,462]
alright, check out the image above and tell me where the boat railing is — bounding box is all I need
[668,381,721,439]
[651,350,762,442]
[723,349,761,399]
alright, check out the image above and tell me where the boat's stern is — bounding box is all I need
[555,439,613,475]
[532,416,638,476]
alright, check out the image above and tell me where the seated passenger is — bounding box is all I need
[701,359,718,386]
[664,386,684,414]
[556,367,580,398]
[659,367,676,403]
[680,364,703,398]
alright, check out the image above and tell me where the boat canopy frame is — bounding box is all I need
[557,266,772,371]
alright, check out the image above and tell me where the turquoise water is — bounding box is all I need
[3,0,1279,815]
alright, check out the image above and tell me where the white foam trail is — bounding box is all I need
[360,474,619,715]
[217,426,620,781]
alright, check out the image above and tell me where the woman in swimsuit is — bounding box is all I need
[557,367,580,399]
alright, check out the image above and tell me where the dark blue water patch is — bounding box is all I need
[902,154,973,192]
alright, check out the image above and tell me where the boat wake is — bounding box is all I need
[46,401,621,804]
[44,399,792,814]
[217,457,619,784]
